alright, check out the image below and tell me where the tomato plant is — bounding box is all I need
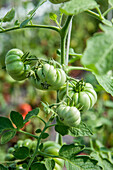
[0,0,113,170]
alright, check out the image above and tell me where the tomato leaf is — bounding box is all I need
[24,107,40,123]
[31,162,47,170]
[20,14,35,28]
[59,144,84,159]
[81,26,113,75]
[1,129,16,144]
[49,13,57,21]
[68,122,93,137]
[45,158,55,170]
[13,146,29,159]
[60,0,98,15]
[10,111,24,129]
[3,8,15,22]
[28,0,46,16]
[0,117,14,134]
[41,133,49,139]
[91,152,113,169]
[65,155,101,170]
[35,128,42,133]
[55,125,69,136]
[94,74,113,96]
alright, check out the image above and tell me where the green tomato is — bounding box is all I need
[57,105,81,127]
[5,153,15,161]
[31,140,37,151]
[5,48,30,81]
[58,81,97,112]
[22,139,32,149]
[17,140,24,148]
[16,164,26,170]
[42,141,61,150]
[42,141,64,169]
[49,0,70,4]
[29,63,66,90]
[8,147,15,154]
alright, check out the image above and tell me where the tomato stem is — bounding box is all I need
[60,15,73,65]
[0,24,60,34]
[18,129,38,139]
[66,66,92,73]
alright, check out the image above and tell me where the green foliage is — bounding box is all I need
[0,117,14,134]
[10,111,24,129]
[94,74,113,96]
[1,130,16,144]
[2,8,15,22]
[31,163,46,170]
[60,0,98,15]
[45,158,55,170]
[68,122,93,137]
[65,156,101,170]
[13,146,29,159]
[59,144,84,158]
[0,0,113,169]
[24,108,40,123]
[82,26,113,75]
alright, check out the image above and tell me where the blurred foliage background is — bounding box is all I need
[0,0,113,162]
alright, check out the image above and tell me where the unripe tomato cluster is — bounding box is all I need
[5,49,67,90]
[4,48,97,128]
[5,139,64,170]
[56,80,97,127]
[58,80,97,112]
[5,139,37,161]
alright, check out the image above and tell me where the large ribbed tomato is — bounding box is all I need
[56,105,81,127]
[29,63,66,90]
[58,81,97,112]
[5,49,30,81]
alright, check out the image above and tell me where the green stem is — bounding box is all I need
[18,129,38,139]
[103,7,113,17]
[66,66,92,73]
[96,6,103,18]
[66,17,73,65]
[0,24,60,34]
[86,10,104,21]
[27,121,50,170]
[60,15,73,65]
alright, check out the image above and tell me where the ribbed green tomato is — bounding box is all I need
[57,105,81,127]
[42,141,64,170]
[49,0,70,4]
[58,81,97,112]
[29,63,66,90]
[5,49,30,81]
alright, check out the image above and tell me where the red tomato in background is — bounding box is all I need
[17,103,32,126]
